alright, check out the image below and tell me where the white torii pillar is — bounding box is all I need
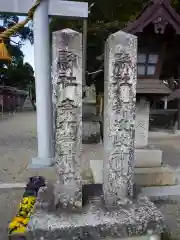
[0,0,88,167]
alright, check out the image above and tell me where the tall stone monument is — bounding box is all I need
[103,31,137,205]
[51,29,83,208]
[27,30,164,240]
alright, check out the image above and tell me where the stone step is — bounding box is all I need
[82,122,100,144]
[82,143,162,168]
[134,165,176,187]
[89,160,176,187]
[135,148,162,168]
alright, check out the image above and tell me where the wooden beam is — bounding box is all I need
[0,0,88,18]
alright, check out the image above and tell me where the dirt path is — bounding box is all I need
[0,112,38,183]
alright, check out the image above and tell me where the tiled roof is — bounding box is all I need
[0,85,28,96]
[136,78,171,95]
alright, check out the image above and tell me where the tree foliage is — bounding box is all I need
[0,15,33,43]
[1,0,180,94]
[0,15,35,96]
[50,0,180,73]
[3,60,35,88]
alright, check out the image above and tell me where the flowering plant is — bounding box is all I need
[8,176,45,237]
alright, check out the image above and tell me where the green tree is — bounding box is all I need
[50,0,180,72]
[0,16,35,90]
[0,15,33,43]
[0,15,36,109]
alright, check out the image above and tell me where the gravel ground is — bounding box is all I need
[155,202,180,239]
[0,112,56,183]
[0,111,180,183]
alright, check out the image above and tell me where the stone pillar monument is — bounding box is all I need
[27,30,164,240]
[103,31,137,205]
[52,29,83,208]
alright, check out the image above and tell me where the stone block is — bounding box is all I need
[83,144,162,168]
[89,160,176,187]
[140,184,180,200]
[90,159,103,183]
[134,166,176,187]
[135,148,162,168]
[82,102,96,116]
[27,184,164,240]
[100,237,160,240]
[82,121,100,144]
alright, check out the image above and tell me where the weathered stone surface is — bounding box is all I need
[83,144,162,168]
[52,29,83,208]
[90,160,175,187]
[103,31,137,205]
[82,121,100,143]
[83,85,96,103]
[27,29,164,240]
[135,165,176,187]
[135,148,162,168]
[27,185,164,240]
[135,99,150,148]
[82,88,101,144]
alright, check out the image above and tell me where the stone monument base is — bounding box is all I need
[90,160,176,187]
[82,143,163,168]
[135,148,162,168]
[135,165,176,187]
[27,184,164,240]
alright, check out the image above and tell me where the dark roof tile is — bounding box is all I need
[136,78,171,95]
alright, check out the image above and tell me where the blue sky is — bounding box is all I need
[19,16,34,69]
[22,40,34,68]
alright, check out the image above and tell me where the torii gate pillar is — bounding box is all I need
[31,0,54,167]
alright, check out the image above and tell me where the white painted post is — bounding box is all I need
[31,0,54,167]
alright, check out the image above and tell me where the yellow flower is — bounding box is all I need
[8,220,23,233]
[23,218,30,225]
[9,220,19,230]
[20,196,36,208]
[8,196,36,235]
[17,196,36,217]
[18,210,27,217]
[11,225,26,234]
[15,216,24,222]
